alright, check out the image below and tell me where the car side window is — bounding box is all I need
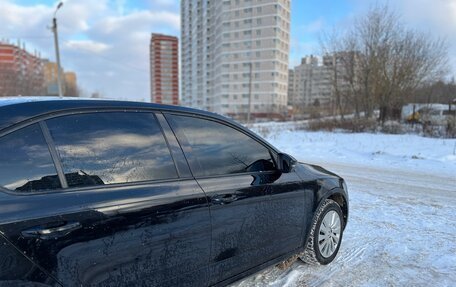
[0,124,61,192]
[46,112,177,188]
[167,115,275,177]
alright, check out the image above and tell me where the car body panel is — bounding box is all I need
[200,170,314,285]
[0,180,211,287]
[0,98,349,287]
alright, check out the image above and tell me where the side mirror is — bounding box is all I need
[277,153,297,173]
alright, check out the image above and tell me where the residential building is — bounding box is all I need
[0,41,45,97]
[43,60,59,96]
[289,52,362,117]
[181,0,291,120]
[287,69,295,106]
[289,55,332,110]
[150,33,179,105]
[64,72,78,97]
[43,60,78,97]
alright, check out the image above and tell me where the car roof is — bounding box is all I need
[0,97,231,132]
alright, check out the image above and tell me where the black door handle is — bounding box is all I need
[211,194,237,205]
[22,221,81,239]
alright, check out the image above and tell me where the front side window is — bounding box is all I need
[0,124,61,192]
[167,115,275,177]
[46,112,177,188]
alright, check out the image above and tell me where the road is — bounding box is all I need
[231,161,456,287]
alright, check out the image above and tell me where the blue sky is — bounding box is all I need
[1,0,455,100]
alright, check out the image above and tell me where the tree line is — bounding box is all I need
[320,5,450,122]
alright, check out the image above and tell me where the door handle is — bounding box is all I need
[211,194,238,205]
[22,221,81,239]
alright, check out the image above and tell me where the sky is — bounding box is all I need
[0,0,455,101]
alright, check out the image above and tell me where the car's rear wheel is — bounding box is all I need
[299,199,343,265]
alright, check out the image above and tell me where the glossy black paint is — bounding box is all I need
[0,99,349,287]
[0,180,211,286]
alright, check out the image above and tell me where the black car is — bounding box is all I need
[0,98,348,287]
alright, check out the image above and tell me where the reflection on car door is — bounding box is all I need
[0,111,212,287]
[166,114,311,285]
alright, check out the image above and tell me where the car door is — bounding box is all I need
[165,114,309,285]
[0,111,211,287]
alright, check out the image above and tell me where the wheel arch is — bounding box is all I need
[316,187,348,230]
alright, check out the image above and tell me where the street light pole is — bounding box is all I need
[52,2,64,98]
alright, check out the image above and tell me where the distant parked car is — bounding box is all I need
[0,98,348,287]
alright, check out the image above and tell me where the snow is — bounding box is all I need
[231,125,456,287]
[265,129,456,178]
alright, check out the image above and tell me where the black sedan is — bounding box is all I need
[0,98,348,287]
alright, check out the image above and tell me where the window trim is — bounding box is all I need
[39,121,69,188]
[45,110,180,189]
[156,112,193,178]
[0,109,186,194]
[164,112,278,178]
[0,107,281,194]
[0,123,63,194]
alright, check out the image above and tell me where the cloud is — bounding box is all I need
[1,0,454,101]
[301,18,325,34]
[64,40,110,53]
[334,0,456,77]
[0,0,180,101]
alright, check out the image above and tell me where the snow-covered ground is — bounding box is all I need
[231,126,456,287]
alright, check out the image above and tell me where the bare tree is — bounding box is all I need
[321,5,449,122]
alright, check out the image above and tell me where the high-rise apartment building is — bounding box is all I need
[150,33,179,105]
[289,53,360,116]
[0,41,45,97]
[181,0,291,119]
[287,68,295,105]
[289,56,332,109]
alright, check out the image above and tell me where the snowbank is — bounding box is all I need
[253,126,456,178]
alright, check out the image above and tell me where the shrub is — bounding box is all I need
[380,121,404,134]
[308,118,377,133]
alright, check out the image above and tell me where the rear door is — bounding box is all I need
[0,111,211,287]
[166,114,308,285]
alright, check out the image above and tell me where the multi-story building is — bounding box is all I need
[43,60,78,97]
[288,56,332,110]
[0,41,45,97]
[43,60,59,96]
[64,71,78,97]
[323,51,358,97]
[287,69,295,106]
[150,33,179,105]
[181,0,291,120]
[289,52,361,116]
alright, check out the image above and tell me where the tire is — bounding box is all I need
[299,199,344,265]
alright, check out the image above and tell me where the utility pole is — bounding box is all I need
[52,2,64,98]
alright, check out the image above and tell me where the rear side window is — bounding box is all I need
[167,115,275,177]
[0,124,61,192]
[46,112,177,188]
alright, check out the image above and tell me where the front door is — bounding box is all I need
[165,114,308,285]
